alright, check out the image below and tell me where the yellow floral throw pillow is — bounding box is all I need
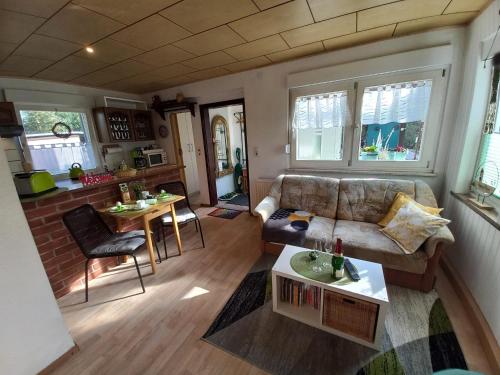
[380,201,450,254]
[378,192,443,227]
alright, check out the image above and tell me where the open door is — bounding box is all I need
[200,99,250,211]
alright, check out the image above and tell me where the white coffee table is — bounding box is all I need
[271,245,389,349]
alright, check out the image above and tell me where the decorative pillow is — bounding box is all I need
[378,192,443,227]
[380,202,450,254]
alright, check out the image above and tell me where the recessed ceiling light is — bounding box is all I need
[85,46,94,54]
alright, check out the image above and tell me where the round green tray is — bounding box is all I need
[290,251,352,285]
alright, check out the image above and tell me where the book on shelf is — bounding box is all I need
[279,277,320,309]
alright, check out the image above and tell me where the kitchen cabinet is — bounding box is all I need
[0,102,18,124]
[131,110,154,141]
[93,107,155,143]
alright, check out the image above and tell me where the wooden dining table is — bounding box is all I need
[98,194,185,274]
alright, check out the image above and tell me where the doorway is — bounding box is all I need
[200,99,250,212]
[169,112,200,201]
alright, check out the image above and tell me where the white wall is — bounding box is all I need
[0,139,75,374]
[442,0,500,344]
[144,27,466,208]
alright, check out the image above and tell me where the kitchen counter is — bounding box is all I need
[20,164,180,202]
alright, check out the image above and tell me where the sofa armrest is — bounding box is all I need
[424,226,455,258]
[254,196,278,225]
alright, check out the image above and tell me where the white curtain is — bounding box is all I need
[293,91,349,129]
[361,80,432,125]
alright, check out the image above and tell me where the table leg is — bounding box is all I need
[170,204,183,255]
[142,215,157,274]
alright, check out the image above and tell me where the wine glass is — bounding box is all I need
[322,238,332,267]
[312,240,323,273]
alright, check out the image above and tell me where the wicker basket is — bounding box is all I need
[322,290,378,342]
[115,168,137,178]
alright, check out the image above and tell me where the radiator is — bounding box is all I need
[251,178,274,210]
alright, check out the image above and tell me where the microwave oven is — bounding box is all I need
[142,149,167,167]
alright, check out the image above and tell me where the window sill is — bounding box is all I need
[286,168,437,177]
[451,191,500,231]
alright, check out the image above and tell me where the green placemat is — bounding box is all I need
[290,251,352,285]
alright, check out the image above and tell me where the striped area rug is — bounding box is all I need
[203,254,468,375]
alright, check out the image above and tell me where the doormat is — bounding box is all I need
[202,254,468,375]
[227,193,249,207]
[208,208,242,220]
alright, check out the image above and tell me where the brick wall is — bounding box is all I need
[21,168,180,299]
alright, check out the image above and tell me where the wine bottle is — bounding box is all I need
[332,238,345,279]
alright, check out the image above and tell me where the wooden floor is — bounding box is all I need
[52,208,493,375]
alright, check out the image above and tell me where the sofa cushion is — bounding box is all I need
[262,209,306,246]
[333,220,428,274]
[337,179,415,224]
[304,216,336,248]
[280,175,340,219]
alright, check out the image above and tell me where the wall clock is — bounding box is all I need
[158,125,169,138]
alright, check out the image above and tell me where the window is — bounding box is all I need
[290,82,354,168]
[357,80,431,162]
[289,69,447,172]
[294,91,349,161]
[19,109,97,176]
[476,64,500,198]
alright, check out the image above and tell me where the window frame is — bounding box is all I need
[351,69,447,172]
[474,61,500,202]
[288,67,449,173]
[16,104,101,179]
[289,81,356,169]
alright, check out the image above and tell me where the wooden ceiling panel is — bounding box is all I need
[159,75,197,88]
[358,0,450,31]
[223,56,271,72]
[0,55,53,75]
[183,51,236,70]
[173,26,245,56]
[324,24,395,51]
[160,0,258,34]
[229,0,314,41]
[73,60,153,85]
[0,0,68,18]
[73,60,151,86]
[72,0,179,24]
[0,0,490,91]
[252,0,290,11]
[50,55,109,75]
[307,0,395,22]
[266,41,324,62]
[132,45,195,67]
[395,12,478,36]
[187,67,230,80]
[0,9,45,44]
[74,38,144,63]
[14,35,82,61]
[37,4,125,45]
[225,35,288,60]
[0,42,18,61]
[110,14,192,51]
[34,67,84,82]
[281,13,356,48]
[445,0,490,13]
[151,63,197,79]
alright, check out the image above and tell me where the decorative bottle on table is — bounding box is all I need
[332,238,345,279]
